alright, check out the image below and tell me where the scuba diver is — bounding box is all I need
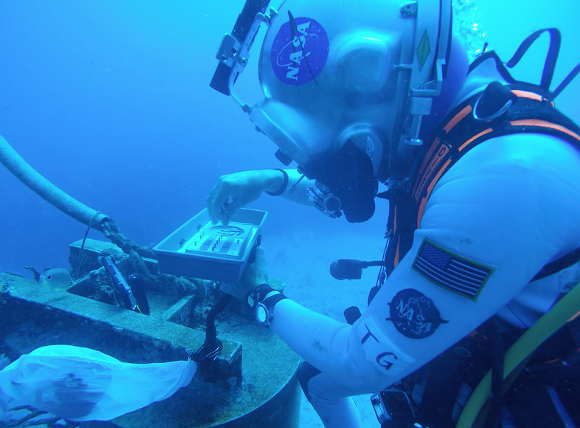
[206,0,580,427]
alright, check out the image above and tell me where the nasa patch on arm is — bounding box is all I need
[412,239,495,301]
[387,289,448,339]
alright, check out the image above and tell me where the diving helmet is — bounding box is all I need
[210,0,453,221]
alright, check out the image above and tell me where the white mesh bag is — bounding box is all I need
[0,345,196,421]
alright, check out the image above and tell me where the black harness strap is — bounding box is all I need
[379,81,580,282]
[505,29,561,91]
[533,247,580,282]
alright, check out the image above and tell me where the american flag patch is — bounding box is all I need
[412,239,494,301]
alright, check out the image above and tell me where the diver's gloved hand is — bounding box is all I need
[206,170,285,225]
[220,246,268,301]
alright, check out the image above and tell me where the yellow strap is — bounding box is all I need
[456,280,580,428]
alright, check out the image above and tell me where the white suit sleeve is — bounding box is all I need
[271,133,580,393]
[279,168,313,205]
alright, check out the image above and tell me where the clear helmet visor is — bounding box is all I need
[248,2,408,172]
[249,11,399,171]
[216,0,451,174]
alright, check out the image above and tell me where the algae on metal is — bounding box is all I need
[1,259,300,428]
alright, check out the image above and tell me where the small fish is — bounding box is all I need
[40,268,72,289]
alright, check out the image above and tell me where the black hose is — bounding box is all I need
[193,293,231,363]
[206,294,231,344]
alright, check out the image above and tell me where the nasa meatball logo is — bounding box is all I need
[270,15,329,85]
[387,289,448,339]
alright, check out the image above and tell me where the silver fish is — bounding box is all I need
[40,268,72,289]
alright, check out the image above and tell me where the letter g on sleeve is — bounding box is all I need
[353,316,415,375]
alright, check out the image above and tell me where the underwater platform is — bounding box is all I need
[0,239,301,427]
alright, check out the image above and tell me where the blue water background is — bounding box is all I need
[0,0,578,278]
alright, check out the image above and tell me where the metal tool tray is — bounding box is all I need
[153,208,267,282]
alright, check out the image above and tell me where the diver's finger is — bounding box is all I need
[219,209,230,226]
[220,198,243,226]
[207,184,229,224]
[206,183,220,220]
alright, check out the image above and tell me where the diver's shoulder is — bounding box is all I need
[454,132,580,183]
[487,132,580,163]
[441,132,580,184]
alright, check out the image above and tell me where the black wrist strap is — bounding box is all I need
[261,292,288,310]
[265,169,289,196]
[247,283,274,308]
[255,283,275,302]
